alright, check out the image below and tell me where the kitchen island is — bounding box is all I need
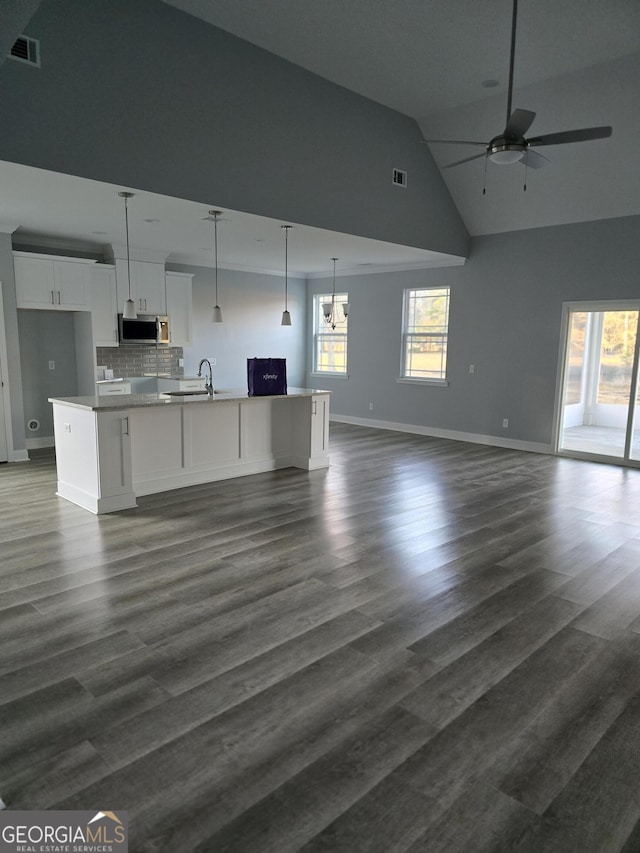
[49,388,330,514]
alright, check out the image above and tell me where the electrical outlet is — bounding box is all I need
[49,360,55,370]
[502,418,509,428]
[209,357,217,366]
[64,423,71,433]
[369,402,374,411]
[469,364,475,373]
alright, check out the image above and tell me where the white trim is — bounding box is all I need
[330,413,552,455]
[166,256,467,278]
[9,449,30,462]
[305,257,466,279]
[396,378,449,387]
[554,299,640,459]
[25,435,55,450]
[311,372,349,380]
[12,250,97,265]
[557,448,640,469]
[0,283,18,463]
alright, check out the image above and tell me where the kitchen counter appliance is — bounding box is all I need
[118,314,170,346]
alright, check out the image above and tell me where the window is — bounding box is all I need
[313,292,349,375]
[401,287,450,381]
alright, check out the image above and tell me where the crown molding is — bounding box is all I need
[305,257,466,279]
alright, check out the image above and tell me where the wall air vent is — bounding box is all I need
[392,168,407,187]
[9,35,40,67]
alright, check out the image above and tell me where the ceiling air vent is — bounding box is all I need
[392,168,407,188]
[9,35,40,67]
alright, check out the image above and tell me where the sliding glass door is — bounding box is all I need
[558,303,640,464]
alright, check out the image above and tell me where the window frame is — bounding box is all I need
[399,286,450,386]
[312,291,349,377]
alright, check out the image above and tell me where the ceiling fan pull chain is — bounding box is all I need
[482,152,489,195]
[523,156,529,192]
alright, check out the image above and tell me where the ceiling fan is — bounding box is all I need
[424,0,612,171]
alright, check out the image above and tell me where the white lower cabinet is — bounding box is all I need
[52,406,135,514]
[51,392,330,513]
[97,381,131,396]
[157,377,205,392]
[311,394,330,457]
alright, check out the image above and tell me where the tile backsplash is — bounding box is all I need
[96,345,183,378]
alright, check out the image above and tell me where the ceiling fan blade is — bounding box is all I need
[443,152,487,169]
[528,126,612,147]
[421,139,487,147]
[504,108,536,139]
[522,149,550,170]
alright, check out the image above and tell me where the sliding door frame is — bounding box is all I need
[553,299,640,467]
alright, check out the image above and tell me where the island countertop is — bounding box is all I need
[49,386,330,412]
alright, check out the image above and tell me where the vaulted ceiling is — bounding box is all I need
[162,0,640,236]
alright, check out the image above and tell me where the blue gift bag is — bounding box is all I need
[247,357,288,396]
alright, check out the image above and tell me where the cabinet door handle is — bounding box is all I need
[122,417,130,436]
[57,290,61,304]
[51,290,55,305]
[312,400,317,415]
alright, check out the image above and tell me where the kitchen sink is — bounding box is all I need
[160,390,214,400]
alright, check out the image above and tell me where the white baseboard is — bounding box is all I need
[9,449,30,462]
[25,436,55,450]
[330,414,553,455]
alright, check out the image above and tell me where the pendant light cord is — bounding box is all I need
[124,195,132,300]
[214,213,219,304]
[282,225,291,311]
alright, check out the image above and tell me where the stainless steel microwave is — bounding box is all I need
[118,314,170,346]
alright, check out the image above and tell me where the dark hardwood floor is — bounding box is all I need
[2,423,640,851]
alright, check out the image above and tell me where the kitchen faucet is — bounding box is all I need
[198,358,214,396]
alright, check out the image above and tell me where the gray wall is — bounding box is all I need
[307,214,640,447]
[170,264,307,389]
[17,309,79,440]
[0,233,26,452]
[0,0,468,258]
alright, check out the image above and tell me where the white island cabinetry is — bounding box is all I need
[50,388,330,514]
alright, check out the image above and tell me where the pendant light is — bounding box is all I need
[118,191,136,319]
[281,224,292,326]
[209,209,224,323]
[322,258,349,329]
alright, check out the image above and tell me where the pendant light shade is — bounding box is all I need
[123,298,137,320]
[118,191,136,320]
[281,224,292,326]
[209,209,224,323]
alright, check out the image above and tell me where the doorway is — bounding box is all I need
[557,302,640,464]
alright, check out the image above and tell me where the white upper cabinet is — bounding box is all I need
[115,259,166,315]
[165,272,193,347]
[88,263,118,346]
[14,252,93,310]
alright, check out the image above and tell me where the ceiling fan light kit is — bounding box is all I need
[423,0,612,184]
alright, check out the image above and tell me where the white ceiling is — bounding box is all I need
[0,161,461,277]
[162,0,640,236]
